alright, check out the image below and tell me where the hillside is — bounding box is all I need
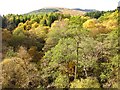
[57,8,86,16]
[1,8,118,89]
[27,8,59,14]
[73,8,97,12]
[27,7,87,16]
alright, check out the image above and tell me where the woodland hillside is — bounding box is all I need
[0,8,119,89]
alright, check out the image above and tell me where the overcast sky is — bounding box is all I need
[0,0,119,15]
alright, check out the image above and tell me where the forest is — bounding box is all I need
[0,8,119,89]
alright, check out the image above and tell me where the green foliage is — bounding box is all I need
[1,9,118,89]
[85,11,105,19]
[8,26,26,49]
[28,8,59,14]
[70,77,100,88]
[5,47,17,58]
[54,74,69,88]
[40,18,47,26]
[43,19,69,51]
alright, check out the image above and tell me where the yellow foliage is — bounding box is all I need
[83,18,115,36]
[1,57,39,88]
[2,29,12,41]
[13,26,24,35]
[70,77,100,88]
[81,16,90,20]
[83,19,98,29]
[18,23,24,27]
[105,20,118,30]
[70,79,82,88]
[109,10,118,19]
[1,59,11,64]
[28,26,49,39]
[66,61,75,74]
[28,46,37,57]
[95,23,108,33]
[83,10,118,36]
[51,20,59,28]
[17,46,31,60]
[32,22,39,29]
[51,19,69,29]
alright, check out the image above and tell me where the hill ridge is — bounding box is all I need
[26,7,98,15]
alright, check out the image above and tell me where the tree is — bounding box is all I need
[43,19,69,51]
[54,74,69,88]
[85,11,105,19]
[83,19,98,29]
[1,47,40,88]
[70,77,100,88]
[8,25,26,51]
[2,29,12,42]
[83,19,109,36]
[32,22,39,29]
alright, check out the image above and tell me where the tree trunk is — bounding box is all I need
[75,42,79,79]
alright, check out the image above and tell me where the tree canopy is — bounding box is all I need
[1,9,119,89]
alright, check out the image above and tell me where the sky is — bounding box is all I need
[0,0,119,15]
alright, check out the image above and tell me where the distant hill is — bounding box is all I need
[27,8,59,14]
[57,8,85,16]
[73,8,97,12]
[27,7,93,16]
[26,7,99,16]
